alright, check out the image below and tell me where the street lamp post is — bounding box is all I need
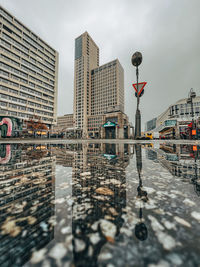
[132,52,142,139]
[187,88,196,139]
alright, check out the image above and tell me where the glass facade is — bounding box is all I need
[75,36,82,60]
[106,117,118,124]
[146,118,157,131]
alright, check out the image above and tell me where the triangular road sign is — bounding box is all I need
[132,82,147,96]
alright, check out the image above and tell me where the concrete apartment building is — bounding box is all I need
[73,31,128,138]
[0,6,58,137]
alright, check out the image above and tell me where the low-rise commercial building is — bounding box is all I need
[146,96,200,139]
[53,114,74,132]
[101,110,130,139]
[87,106,130,139]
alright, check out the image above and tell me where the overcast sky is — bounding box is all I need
[1,0,200,129]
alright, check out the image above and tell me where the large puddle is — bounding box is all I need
[0,142,200,266]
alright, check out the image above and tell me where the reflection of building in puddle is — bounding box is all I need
[146,143,200,196]
[0,144,11,164]
[52,144,82,167]
[146,149,158,161]
[71,143,130,266]
[0,144,55,266]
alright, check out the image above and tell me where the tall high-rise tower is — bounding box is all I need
[73,32,99,136]
[73,32,125,138]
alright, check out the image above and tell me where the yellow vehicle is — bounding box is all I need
[145,132,153,140]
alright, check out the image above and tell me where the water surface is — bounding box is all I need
[0,142,200,267]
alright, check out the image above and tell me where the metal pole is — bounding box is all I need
[191,96,195,140]
[132,51,142,139]
[136,66,139,110]
[135,66,141,139]
[191,96,193,139]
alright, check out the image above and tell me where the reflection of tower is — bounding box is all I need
[71,144,129,266]
[0,144,55,266]
[135,144,148,241]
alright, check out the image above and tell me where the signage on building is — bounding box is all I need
[103,154,117,160]
[179,121,192,126]
[164,120,177,126]
[103,121,116,127]
[193,145,197,151]
[166,154,179,161]
[192,130,196,135]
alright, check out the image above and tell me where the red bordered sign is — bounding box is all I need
[132,82,147,96]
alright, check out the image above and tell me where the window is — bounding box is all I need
[75,36,82,59]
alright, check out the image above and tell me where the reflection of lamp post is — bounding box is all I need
[191,145,200,197]
[134,144,148,241]
[132,52,142,139]
[187,88,196,139]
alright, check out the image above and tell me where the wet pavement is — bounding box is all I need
[0,142,200,267]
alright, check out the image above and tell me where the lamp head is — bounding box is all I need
[132,52,142,67]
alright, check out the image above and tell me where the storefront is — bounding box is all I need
[101,111,130,139]
[103,121,116,139]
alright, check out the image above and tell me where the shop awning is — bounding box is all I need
[103,154,117,160]
[103,121,116,127]
[159,126,174,133]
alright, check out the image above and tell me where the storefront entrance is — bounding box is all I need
[105,126,116,139]
[103,121,116,139]
[124,126,128,139]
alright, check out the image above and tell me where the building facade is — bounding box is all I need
[145,96,200,138]
[91,59,124,116]
[0,6,58,137]
[87,109,129,139]
[102,110,129,139]
[73,31,99,136]
[73,32,126,138]
[53,114,73,132]
[146,117,157,132]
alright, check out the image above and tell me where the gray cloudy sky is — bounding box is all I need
[1,0,200,129]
